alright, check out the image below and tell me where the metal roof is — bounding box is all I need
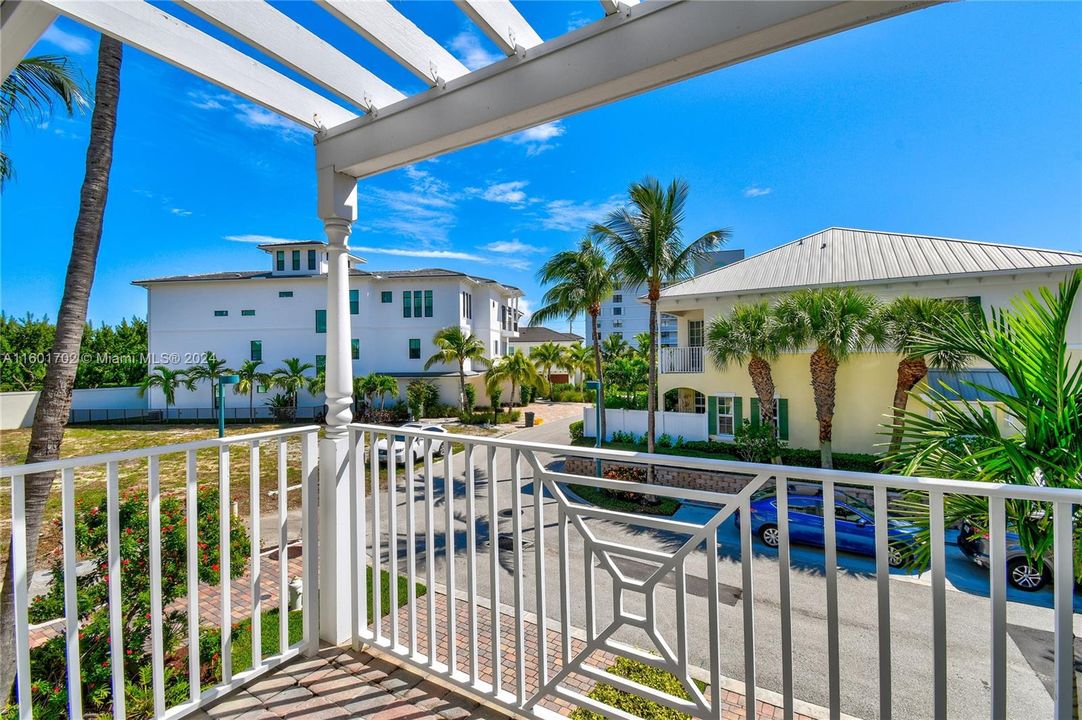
[660,228,1082,299]
[512,327,584,343]
[927,369,1016,402]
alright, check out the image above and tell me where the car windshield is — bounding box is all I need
[394,435,405,442]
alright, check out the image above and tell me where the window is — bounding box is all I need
[316,355,326,372]
[349,289,359,315]
[250,341,262,361]
[214,310,228,317]
[308,249,317,270]
[351,339,359,360]
[256,384,268,394]
[613,320,623,328]
[493,340,499,356]
[835,504,864,524]
[688,320,704,347]
[611,332,622,340]
[461,292,472,319]
[695,393,705,414]
[613,306,623,316]
[315,309,326,333]
[403,291,412,318]
[381,291,392,303]
[793,502,823,519]
[291,250,301,271]
[278,291,293,298]
[241,309,255,316]
[716,396,735,435]
[413,291,422,319]
[423,290,433,317]
[408,338,421,359]
[612,294,623,303]
[750,397,788,440]
[276,251,285,272]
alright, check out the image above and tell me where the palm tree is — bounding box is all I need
[600,334,630,363]
[373,374,399,409]
[594,176,727,460]
[424,325,489,409]
[529,342,564,399]
[271,358,315,418]
[632,331,653,361]
[1,55,87,183]
[706,302,789,462]
[138,366,192,419]
[234,359,270,423]
[562,342,595,389]
[880,297,969,454]
[485,351,547,415]
[185,350,232,414]
[531,237,614,433]
[775,287,884,469]
[888,271,1082,579]
[1,37,121,702]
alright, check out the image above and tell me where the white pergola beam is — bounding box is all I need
[455,0,542,54]
[317,0,469,86]
[40,0,355,130]
[599,0,639,16]
[1,0,59,80]
[178,0,405,112]
[317,0,929,178]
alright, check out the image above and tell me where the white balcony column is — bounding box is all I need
[316,167,357,644]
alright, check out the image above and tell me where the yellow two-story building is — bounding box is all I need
[655,227,1082,455]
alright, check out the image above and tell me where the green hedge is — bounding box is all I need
[570,657,705,720]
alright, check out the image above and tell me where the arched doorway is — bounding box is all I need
[664,387,705,414]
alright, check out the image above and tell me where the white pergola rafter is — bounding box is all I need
[454,0,542,53]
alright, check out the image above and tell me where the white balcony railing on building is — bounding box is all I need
[660,345,704,373]
[346,425,1079,720]
[3,426,319,720]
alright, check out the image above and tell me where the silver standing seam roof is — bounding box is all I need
[660,228,1082,299]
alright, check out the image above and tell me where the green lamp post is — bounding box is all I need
[217,374,240,438]
[585,379,602,477]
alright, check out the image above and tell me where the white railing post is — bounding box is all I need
[317,167,359,645]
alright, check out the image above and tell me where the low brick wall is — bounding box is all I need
[563,455,877,506]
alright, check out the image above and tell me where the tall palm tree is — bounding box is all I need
[562,342,595,388]
[529,342,564,399]
[531,237,614,432]
[600,333,631,363]
[594,177,727,460]
[1,55,87,183]
[775,287,884,469]
[706,302,789,462]
[272,358,315,418]
[485,351,547,415]
[424,325,489,408]
[373,374,399,410]
[185,350,232,414]
[632,331,653,361]
[233,359,270,423]
[880,297,969,454]
[1,37,121,702]
[138,365,192,419]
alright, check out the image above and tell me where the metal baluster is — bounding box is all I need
[389,431,400,649]
[424,438,437,667]
[533,454,548,687]
[465,444,480,684]
[186,450,200,701]
[148,455,166,716]
[301,431,319,656]
[873,484,892,720]
[988,495,1006,720]
[219,446,233,682]
[929,490,947,720]
[61,468,84,720]
[405,437,418,654]
[12,475,32,720]
[444,447,458,673]
[372,432,384,641]
[277,440,288,654]
[739,498,756,720]
[487,445,503,696]
[510,449,527,704]
[249,441,262,669]
[777,477,793,720]
[706,531,722,720]
[106,462,127,717]
[558,503,571,672]
[823,477,840,720]
[1052,501,1075,720]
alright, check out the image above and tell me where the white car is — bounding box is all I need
[375,423,448,464]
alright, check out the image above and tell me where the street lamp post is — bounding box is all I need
[585,379,602,477]
[217,374,240,438]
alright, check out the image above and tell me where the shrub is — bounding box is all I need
[781,447,881,473]
[733,420,785,463]
[406,378,439,419]
[422,402,458,419]
[462,384,476,416]
[569,420,585,443]
[555,389,588,402]
[656,433,673,449]
[22,486,249,718]
[609,430,637,444]
[570,657,701,720]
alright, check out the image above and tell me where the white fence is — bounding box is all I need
[0,386,147,429]
[582,406,709,441]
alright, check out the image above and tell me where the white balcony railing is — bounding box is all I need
[660,345,704,373]
[5,424,1079,720]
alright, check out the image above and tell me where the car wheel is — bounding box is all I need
[758,524,780,548]
[1007,557,1049,592]
[887,544,907,568]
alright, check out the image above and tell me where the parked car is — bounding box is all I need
[375,423,449,464]
[956,518,1054,592]
[738,489,920,568]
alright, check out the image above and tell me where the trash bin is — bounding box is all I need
[524,411,535,427]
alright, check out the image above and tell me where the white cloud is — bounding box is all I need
[448,28,503,71]
[540,195,623,231]
[483,239,543,254]
[478,180,530,205]
[504,121,565,156]
[169,208,193,217]
[187,90,308,141]
[41,25,92,55]
[743,185,773,198]
[358,165,459,244]
[518,298,534,323]
[567,12,592,31]
[224,234,314,244]
[354,246,484,262]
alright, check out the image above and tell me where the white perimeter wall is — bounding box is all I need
[0,386,146,429]
[582,407,708,442]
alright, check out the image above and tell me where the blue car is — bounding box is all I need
[739,489,921,567]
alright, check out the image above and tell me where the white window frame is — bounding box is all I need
[716,393,735,437]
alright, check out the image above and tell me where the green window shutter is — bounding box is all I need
[250,340,262,361]
[403,291,412,318]
[213,310,228,317]
[707,396,718,435]
[351,339,359,360]
[408,338,421,359]
[276,251,284,271]
[241,309,255,316]
[291,250,300,270]
[748,398,758,429]
[967,296,982,315]
[308,249,317,270]
[349,289,359,315]
[778,398,789,440]
[381,291,392,303]
[424,290,433,317]
[278,290,293,298]
[734,397,744,429]
[413,291,422,318]
[315,309,327,333]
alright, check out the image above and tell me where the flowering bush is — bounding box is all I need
[14,485,249,718]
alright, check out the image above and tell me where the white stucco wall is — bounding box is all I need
[1,386,146,429]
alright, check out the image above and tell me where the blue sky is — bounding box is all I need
[1,1,1079,335]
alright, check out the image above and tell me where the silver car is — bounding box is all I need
[375,423,448,464]
[957,518,1054,591]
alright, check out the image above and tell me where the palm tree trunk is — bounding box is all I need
[458,361,466,410]
[249,388,255,423]
[888,356,928,455]
[0,36,122,703]
[646,292,659,482]
[590,307,606,441]
[747,354,781,463]
[809,345,839,469]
